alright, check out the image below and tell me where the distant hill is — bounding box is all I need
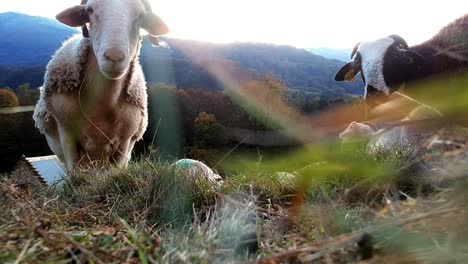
[0,12,363,97]
[151,38,363,95]
[0,64,45,89]
[306,48,352,63]
[0,12,78,66]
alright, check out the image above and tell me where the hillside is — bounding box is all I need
[0,64,45,90]
[306,47,352,62]
[0,12,78,66]
[144,38,362,95]
[0,12,363,97]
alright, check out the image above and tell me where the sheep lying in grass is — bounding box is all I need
[33,0,169,170]
[340,105,442,153]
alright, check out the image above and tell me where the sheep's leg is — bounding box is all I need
[45,134,65,161]
[41,116,66,162]
[126,138,137,163]
[112,137,134,167]
[59,126,79,171]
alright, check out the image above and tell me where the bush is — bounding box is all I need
[194,112,227,147]
[0,89,19,108]
[16,83,40,106]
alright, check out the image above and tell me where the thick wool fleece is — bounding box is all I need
[34,34,148,140]
[410,14,468,76]
[417,14,468,53]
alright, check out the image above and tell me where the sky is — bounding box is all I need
[1,0,467,48]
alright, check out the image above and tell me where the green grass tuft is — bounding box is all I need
[1,141,468,263]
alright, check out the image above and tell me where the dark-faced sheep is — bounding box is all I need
[33,0,169,170]
[334,14,468,106]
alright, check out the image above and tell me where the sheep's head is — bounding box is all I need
[56,0,169,80]
[334,35,424,104]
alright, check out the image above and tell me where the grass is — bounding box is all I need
[1,140,468,263]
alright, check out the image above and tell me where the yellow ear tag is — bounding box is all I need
[344,69,356,82]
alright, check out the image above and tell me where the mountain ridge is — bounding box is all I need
[306,47,352,62]
[0,12,78,66]
[0,12,363,96]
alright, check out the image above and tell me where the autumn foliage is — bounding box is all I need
[194,112,226,147]
[0,88,19,108]
[235,73,299,130]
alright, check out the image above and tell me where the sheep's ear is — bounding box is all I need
[334,62,360,82]
[143,13,169,36]
[351,42,361,59]
[56,5,89,27]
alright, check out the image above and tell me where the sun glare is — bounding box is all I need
[1,0,468,48]
[150,0,468,48]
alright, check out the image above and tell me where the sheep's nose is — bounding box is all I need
[104,48,125,63]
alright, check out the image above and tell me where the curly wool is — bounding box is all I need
[419,14,468,52]
[34,34,148,138]
[411,14,468,75]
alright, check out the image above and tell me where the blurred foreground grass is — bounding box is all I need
[1,139,468,263]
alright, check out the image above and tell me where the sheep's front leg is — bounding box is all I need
[59,127,79,172]
[112,137,135,168]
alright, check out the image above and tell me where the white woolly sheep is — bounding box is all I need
[33,0,169,170]
[340,105,442,153]
[334,14,468,105]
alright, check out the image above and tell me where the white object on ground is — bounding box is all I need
[174,159,224,186]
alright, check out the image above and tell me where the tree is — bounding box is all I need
[0,89,19,108]
[1,86,14,92]
[16,83,40,106]
[239,73,295,130]
[288,91,306,111]
[194,112,226,148]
